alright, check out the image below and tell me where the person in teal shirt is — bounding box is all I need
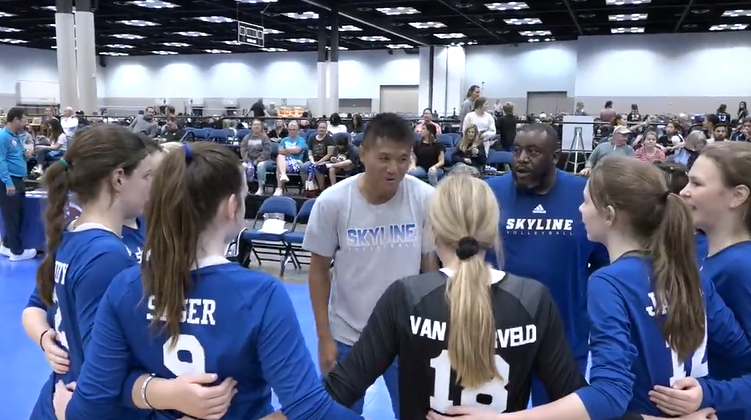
[273,121,307,196]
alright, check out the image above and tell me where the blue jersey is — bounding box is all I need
[700,241,751,420]
[65,258,362,420]
[486,170,608,360]
[30,224,135,420]
[576,254,751,420]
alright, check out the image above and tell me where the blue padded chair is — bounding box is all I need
[209,129,230,143]
[236,128,250,140]
[353,132,365,146]
[192,129,209,139]
[447,132,461,146]
[280,198,316,276]
[437,134,454,148]
[240,196,298,276]
[487,150,513,168]
[305,130,318,141]
[444,147,456,167]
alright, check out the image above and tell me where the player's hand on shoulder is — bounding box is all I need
[427,406,501,420]
[680,408,716,420]
[171,374,238,420]
[648,377,702,416]
[42,329,70,374]
[52,380,76,420]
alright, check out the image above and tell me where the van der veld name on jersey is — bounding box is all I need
[410,316,537,349]
[505,218,575,236]
[346,223,419,249]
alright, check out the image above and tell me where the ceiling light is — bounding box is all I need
[205,49,231,53]
[527,37,556,42]
[130,0,179,8]
[235,0,277,3]
[0,38,27,44]
[163,42,190,47]
[105,44,135,49]
[0,12,16,17]
[195,16,234,23]
[46,23,56,27]
[408,21,446,29]
[710,23,749,31]
[359,35,390,41]
[519,30,552,36]
[327,25,361,31]
[608,13,648,21]
[281,12,318,19]
[151,50,178,55]
[175,31,211,37]
[610,26,646,33]
[376,7,420,16]
[0,27,21,32]
[261,47,287,52]
[485,2,529,11]
[504,18,542,25]
[286,38,316,43]
[221,40,243,45]
[100,52,129,56]
[722,10,751,18]
[434,33,466,39]
[605,0,651,5]
[264,28,283,34]
[326,45,349,50]
[117,20,159,26]
[386,44,414,49]
[111,34,146,39]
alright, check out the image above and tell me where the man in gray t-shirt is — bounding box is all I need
[303,113,436,418]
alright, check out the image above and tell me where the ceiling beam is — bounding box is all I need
[561,0,583,36]
[301,0,429,46]
[434,0,505,42]
[673,0,696,32]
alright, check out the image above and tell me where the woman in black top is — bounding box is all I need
[302,120,334,192]
[409,124,445,186]
[717,104,732,125]
[268,120,288,140]
[494,102,517,152]
[451,124,487,173]
[738,101,748,121]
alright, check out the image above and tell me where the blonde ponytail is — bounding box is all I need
[447,248,498,388]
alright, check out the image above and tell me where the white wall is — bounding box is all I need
[102,50,419,100]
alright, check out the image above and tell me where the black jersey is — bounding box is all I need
[323,270,590,419]
[627,111,642,123]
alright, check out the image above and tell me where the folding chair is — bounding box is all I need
[280,197,316,276]
[239,196,297,276]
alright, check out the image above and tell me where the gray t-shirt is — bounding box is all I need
[585,141,634,169]
[303,173,435,345]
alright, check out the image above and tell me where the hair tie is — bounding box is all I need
[456,237,480,261]
[58,158,70,172]
[182,143,193,163]
[662,190,672,203]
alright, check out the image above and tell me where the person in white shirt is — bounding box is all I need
[327,113,348,135]
[60,107,78,138]
[462,97,497,153]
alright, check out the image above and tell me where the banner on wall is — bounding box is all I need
[237,21,265,48]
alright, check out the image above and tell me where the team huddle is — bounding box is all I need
[18,114,751,420]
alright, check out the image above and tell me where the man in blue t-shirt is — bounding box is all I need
[486,123,608,407]
[0,107,36,261]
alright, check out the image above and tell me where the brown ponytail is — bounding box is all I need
[37,161,70,305]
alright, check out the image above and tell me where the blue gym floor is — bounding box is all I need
[0,257,397,420]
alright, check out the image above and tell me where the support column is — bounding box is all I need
[55,0,77,110]
[74,0,98,114]
[429,46,466,117]
[328,5,340,117]
[316,19,328,118]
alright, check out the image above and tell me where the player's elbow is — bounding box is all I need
[575,376,633,420]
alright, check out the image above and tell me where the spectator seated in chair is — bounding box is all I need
[272,121,307,196]
[161,115,186,142]
[268,120,288,141]
[31,118,67,177]
[451,124,487,174]
[241,119,272,188]
[315,135,357,187]
[302,120,334,194]
[408,123,445,186]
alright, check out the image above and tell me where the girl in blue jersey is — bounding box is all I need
[27,125,161,420]
[434,156,750,420]
[54,143,364,420]
[21,138,163,378]
[647,142,751,420]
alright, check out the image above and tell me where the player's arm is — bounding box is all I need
[256,280,363,420]
[703,274,751,370]
[301,196,339,341]
[324,280,403,406]
[22,288,51,344]
[421,203,439,273]
[73,247,134,350]
[499,274,637,420]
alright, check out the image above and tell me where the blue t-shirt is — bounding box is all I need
[0,126,27,187]
[65,259,363,420]
[486,170,608,360]
[280,135,308,161]
[576,254,751,420]
[30,224,137,420]
[700,241,751,420]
